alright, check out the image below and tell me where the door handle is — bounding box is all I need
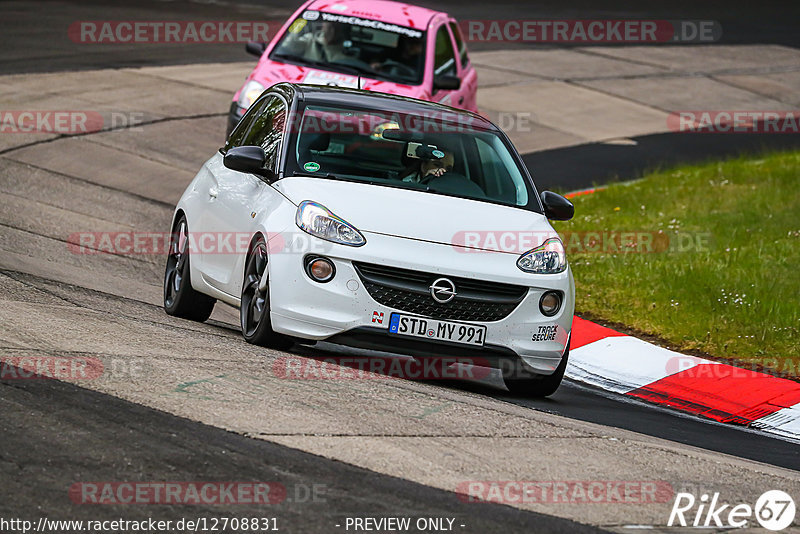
[208,187,218,199]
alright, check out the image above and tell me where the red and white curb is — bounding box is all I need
[564,187,605,200]
[567,317,800,440]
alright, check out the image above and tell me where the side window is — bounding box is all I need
[433,25,457,78]
[241,96,287,172]
[264,107,286,172]
[449,22,469,69]
[224,93,274,151]
[475,137,527,206]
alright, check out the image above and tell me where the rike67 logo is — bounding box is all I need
[669,490,796,530]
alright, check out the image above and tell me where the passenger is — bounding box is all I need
[282,21,350,63]
[371,35,423,74]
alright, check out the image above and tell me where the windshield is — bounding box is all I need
[270,11,425,86]
[286,104,537,211]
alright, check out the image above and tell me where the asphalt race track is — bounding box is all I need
[1,0,799,532]
[1,359,599,533]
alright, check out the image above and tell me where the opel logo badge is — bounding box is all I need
[429,277,457,304]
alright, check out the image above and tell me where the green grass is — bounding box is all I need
[553,150,800,379]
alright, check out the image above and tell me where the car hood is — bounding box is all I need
[274,177,555,254]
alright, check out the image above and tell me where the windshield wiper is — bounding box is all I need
[293,171,350,182]
[270,53,366,78]
[292,171,429,190]
[270,52,323,68]
[327,61,381,79]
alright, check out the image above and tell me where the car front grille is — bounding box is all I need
[352,262,528,322]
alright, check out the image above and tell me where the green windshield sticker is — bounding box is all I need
[303,162,321,172]
[432,150,445,159]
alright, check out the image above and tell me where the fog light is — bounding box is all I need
[539,291,562,316]
[305,256,335,283]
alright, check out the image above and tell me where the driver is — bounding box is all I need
[402,149,454,183]
[371,35,423,74]
[282,21,350,62]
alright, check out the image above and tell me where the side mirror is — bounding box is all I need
[540,191,574,221]
[433,75,460,91]
[223,146,277,182]
[246,41,267,57]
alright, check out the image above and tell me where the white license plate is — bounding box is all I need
[387,313,486,346]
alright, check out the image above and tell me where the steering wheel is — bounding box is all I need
[376,60,416,78]
[418,169,449,185]
[424,173,486,198]
[332,56,373,70]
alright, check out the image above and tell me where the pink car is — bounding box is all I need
[227,0,477,136]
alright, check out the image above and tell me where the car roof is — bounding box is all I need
[289,83,498,131]
[303,0,443,30]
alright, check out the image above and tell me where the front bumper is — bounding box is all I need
[267,231,574,375]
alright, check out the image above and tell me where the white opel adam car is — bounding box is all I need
[164,83,576,396]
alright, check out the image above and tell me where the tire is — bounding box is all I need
[163,216,216,321]
[503,341,570,398]
[240,237,293,350]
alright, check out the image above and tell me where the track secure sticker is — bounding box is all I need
[302,10,319,21]
[303,162,320,172]
[432,149,445,159]
[532,325,558,342]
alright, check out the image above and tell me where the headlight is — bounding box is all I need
[517,237,566,274]
[237,80,265,109]
[295,201,366,247]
